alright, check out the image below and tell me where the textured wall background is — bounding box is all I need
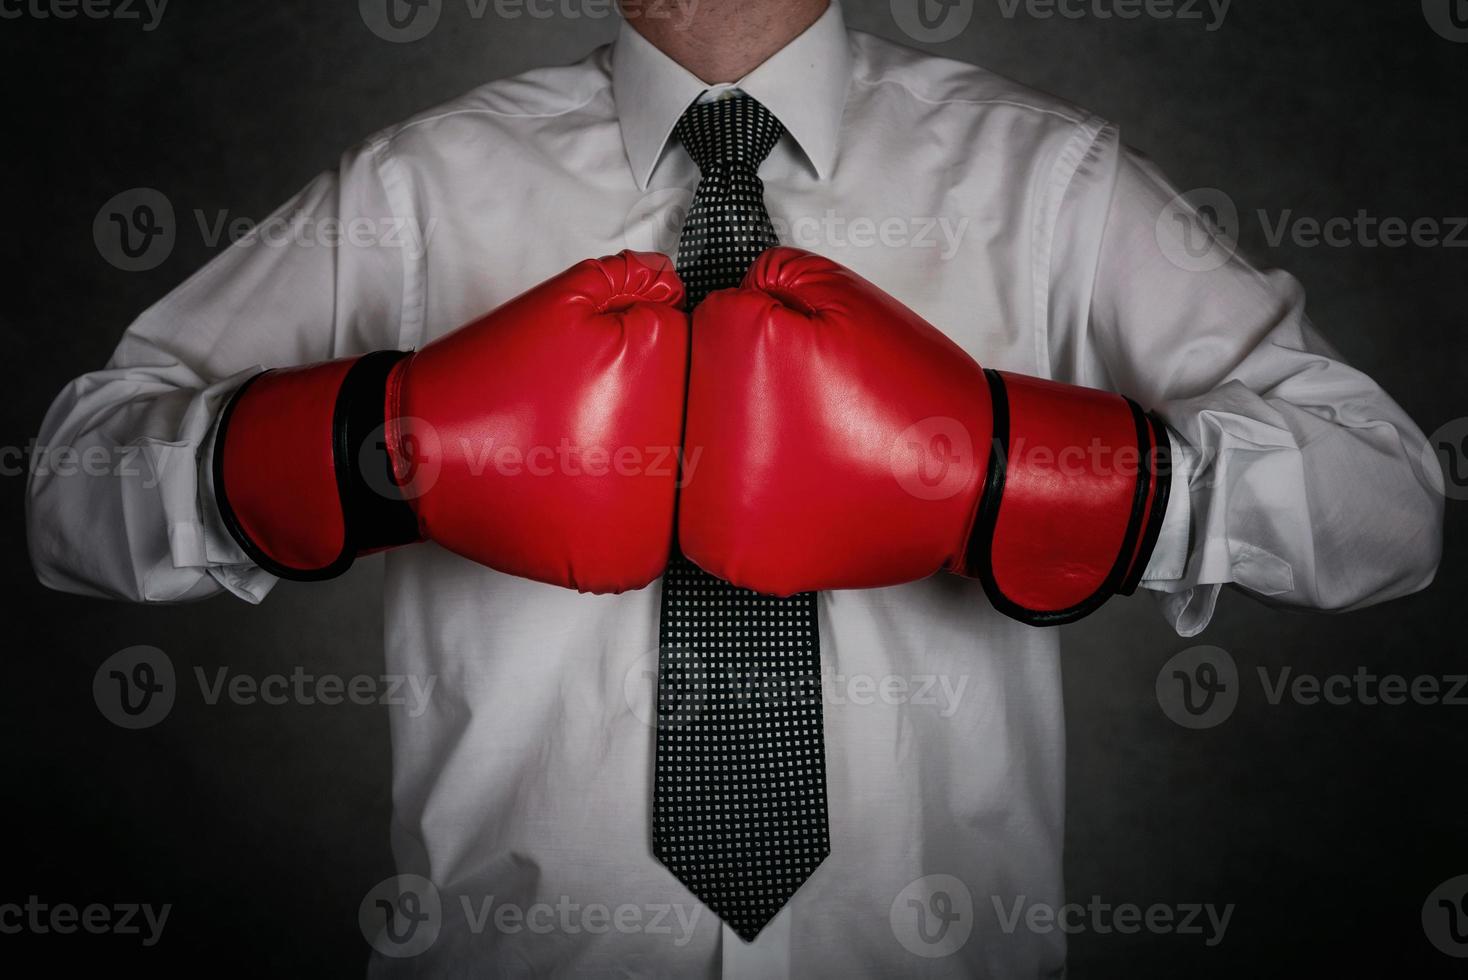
[2,1,1465,975]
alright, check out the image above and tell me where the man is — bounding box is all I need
[27,0,1442,975]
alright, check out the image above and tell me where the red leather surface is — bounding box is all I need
[221,357,357,572]
[680,247,993,595]
[386,251,688,594]
[987,372,1141,614]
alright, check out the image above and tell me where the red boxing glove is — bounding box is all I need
[215,251,688,594]
[680,247,1170,625]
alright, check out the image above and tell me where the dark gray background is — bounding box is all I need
[3,1,1465,975]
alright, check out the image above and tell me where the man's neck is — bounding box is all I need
[622,0,829,85]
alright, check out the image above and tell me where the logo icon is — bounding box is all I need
[94,188,175,272]
[890,874,974,958]
[892,417,976,502]
[624,187,694,256]
[1420,418,1468,501]
[1154,188,1240,273]
[1423,0,1468,42]
[1156,645,1239,729]
[93,645,176,729]
[363,418,443,501]
[360,874,443,958]
[647,650,717,731]
[623,649,663,729]
[360,0,442,43]
[890,0,975,44]
[1423,875,1468,957]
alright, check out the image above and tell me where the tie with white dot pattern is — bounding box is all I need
[653,94,830,944]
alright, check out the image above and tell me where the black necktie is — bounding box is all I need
[652,95,830,944]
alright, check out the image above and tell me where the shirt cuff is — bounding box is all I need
[1139,424,1193,584]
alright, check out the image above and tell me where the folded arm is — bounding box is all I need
[27,140,407,602]
[1051,128,1444,634]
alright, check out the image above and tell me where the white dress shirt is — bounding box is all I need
[27,3,1442,976]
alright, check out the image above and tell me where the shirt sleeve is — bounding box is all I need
[1045,121,1443,637]
[26,137,412,603]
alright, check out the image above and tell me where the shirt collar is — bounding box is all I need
[611,1,851,188]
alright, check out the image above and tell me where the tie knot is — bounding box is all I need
[675,94,784,175]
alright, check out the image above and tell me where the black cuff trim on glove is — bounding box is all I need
[212,349,418,581]
[966,369,1171,627]
[337,349,421,556]
[1118,412,1172,597]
